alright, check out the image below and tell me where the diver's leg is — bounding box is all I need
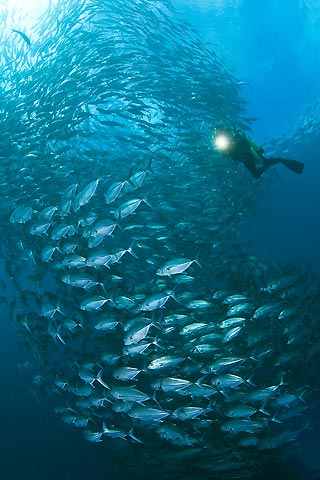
[242,153,278,178]
[254,156,284,177]
[242,155,261,177]
[266,157,282,166]
[248,149,274,177]
[254,163,272,178]
[248,156,280,178]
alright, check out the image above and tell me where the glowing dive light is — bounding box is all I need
[214,133,231,152]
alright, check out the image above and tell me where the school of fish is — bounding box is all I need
[0,0,319,479]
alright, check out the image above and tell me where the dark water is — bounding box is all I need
[1,1,320,479]
[1,317,319,480]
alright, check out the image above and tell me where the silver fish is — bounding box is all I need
[157,258,201,276]
[152,377,191,392]
[221,419,264,434]
[10,205,33,224]
[73,179,99,212]
[147,355,185,371]
[113,367,143,381]
[80,295,111,311]
[114,198,151,219]
[140,292,176,311]
[62,272,101,290]
[173,406,205,421]
[104,181,128,204]
[110,386,150,403]
[127,406,169,422]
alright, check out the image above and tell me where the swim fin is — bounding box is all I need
[280,158,304,174]
[269,157,304,174]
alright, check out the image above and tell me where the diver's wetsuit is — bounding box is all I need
[217,127,304,178]
[227,131,278,178]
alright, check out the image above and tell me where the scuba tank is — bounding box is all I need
[246,136,264,155]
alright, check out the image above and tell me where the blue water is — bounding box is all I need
[1,1,320,479]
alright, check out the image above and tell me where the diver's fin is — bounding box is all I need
[278,158,304,174]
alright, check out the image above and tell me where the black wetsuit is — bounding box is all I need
[223,130,304,178]
[226,131,276,179]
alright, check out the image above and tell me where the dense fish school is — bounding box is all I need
[0,1,319,479]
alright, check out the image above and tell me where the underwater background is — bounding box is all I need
[1,0,320,479]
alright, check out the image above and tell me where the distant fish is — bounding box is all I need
[11,29,31,45]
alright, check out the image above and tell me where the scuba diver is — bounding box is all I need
[214,127,304,178]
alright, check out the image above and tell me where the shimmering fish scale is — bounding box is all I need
[128,406,169,422]
[104,181,128,204]
[157,258,201,276]
[10,205,33,223]
[80,295,111,311]
[63,254,86,268]
[110,386,150,403]
[140,292,175,311]
[73,179,99,212]
[61,272,101,290]
[114,198,151,219]
[29,222,51,235]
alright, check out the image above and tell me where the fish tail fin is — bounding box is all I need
[128,428,144,444]
[100,282,108,295]
[259,402,271,416]
[195,252,202,269]
[169,286,180,304]
[97,369,109,390]
[56,325,66,345]
[298,389,308,403]
[142,193,152,208]
[270,415,282,424]
[102,421,108,434]
[246,374,256,387]
[152,335,166,350]
[128,239,138,258]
